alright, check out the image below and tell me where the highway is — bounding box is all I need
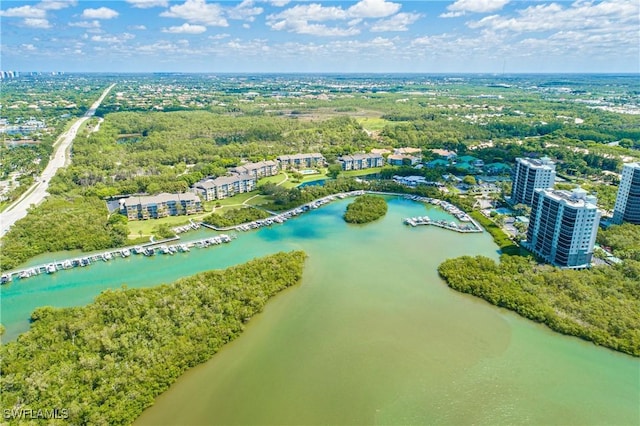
[0,84,116,238]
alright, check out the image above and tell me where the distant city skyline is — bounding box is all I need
[1,0,638,73]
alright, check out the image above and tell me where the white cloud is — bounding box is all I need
[125,0,169,8]
[23,18,52,28]
[38,0,77,11]
[440,0,510,18]
[0,5,47,18]
[0,0,76,30]
[128,24,147,30]
[82,7,119,20]
[162,23,207,34]
[209,33,230,39]
[348,0,401,19]
[91,33,135,43]
[370,12,421,32]
[22,43,37,51]
[269,4,348,23]
[160,0,228,26]
[266,0,403,36]
[228,0,263,20]
[467,0,638,33]
[265,0,290,6]
[69,20,101,29]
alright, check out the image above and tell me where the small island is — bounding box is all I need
[343,195,388,224]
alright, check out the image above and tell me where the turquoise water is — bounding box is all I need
[297,179,327,187]
[2,197,638,425]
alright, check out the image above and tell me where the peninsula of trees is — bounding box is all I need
[0,251,307,425]
[438,255,640,356]
[343,195,388,224]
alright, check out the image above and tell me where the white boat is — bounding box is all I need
[103,252,113,261]
[62,260,73,269]
[1,274,12,284]
[46,263,57,274]
[133,246,144,255]
[122,248,131,257]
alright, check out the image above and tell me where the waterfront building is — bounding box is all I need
[338,153,384,171]
[612,162,640,225]
[120,192,202,220]
[277,153,326,170]
[193,174,256,201]
[511,157,556,205]
[230,160,278,180]
[392,175,443,188]
[525,188,600,269]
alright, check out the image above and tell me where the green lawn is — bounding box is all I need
[209,191,260,207]
[126,213,210,239]
[281,171,328,189]
[356,117,391,131]
[257,173,288,186]
[340,167,384,177]
[244,195,271,206]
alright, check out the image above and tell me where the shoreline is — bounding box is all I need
[1,191,481,282]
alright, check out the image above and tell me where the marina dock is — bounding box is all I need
[401,194,483,233]
[1,234,233,284]
[1,190,482,285]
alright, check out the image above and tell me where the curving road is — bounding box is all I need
[0,84,116,238]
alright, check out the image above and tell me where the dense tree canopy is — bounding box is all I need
[597,223,640,261]
[0,197,127,271]
[343,195,388,224]
[203,206,271,228]
[0,251,307,425]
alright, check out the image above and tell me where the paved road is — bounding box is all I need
[0,84,116,238]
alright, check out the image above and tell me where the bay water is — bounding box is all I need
[1,197,638,425]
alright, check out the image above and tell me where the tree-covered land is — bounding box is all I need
[438,255,640,357]
[0,197,128,271]
[203,206,271,228]
[343,195,388,224]
[2,74,639,270]
[1,76,113,209]
[597,223,640,261]
[0,251,307,425]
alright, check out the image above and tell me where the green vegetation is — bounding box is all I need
[0,251,307,425]
[438,255,640,357]
[152,224,176,239]
[125,213,208,239]
[203,206,271,228]
[469,211,522,255]
[2,73,638,294]
[597,223,640,261]
[0,197,127,271]
[343,195,388,224]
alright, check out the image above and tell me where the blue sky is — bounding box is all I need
[1,0,638,73]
